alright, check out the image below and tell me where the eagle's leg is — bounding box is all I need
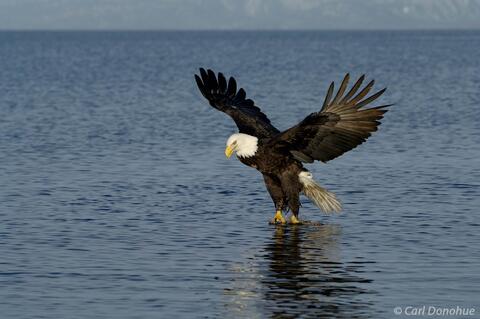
[278,170,302,224]
[271,210,286,224]
[290,214,300,224]
[270,198,287,224]
[263,174,288,224]
[287,193,301,224]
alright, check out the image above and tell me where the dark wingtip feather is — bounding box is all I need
[372,103,393,110]
[194,74,208,98]
[200,68,209,87]
[341,74,364,103]
[206,69,218,90]
[244,98,254,106]
[331,73,350,105]
[227,76,237,97]
[350,79,375,105]
[356,87,387,109]
[235,88,246,101]
[322,82,335,111]
[194,74,202,86]
[218,72,227,93]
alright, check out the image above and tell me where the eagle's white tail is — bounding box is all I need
[298,171,342,213]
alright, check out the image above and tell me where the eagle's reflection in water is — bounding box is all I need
[225,225,376,319]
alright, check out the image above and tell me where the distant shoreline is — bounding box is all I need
[0,29,479,33]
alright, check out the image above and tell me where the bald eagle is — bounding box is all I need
[195,68,390,224]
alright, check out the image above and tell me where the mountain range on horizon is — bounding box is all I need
[0,0,479,30]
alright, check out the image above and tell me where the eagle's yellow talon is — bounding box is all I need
[290,215,300,224]
[271,210,286,224]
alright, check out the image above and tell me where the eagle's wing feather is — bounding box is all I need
[195,68,279,138]
[272,74,390,163]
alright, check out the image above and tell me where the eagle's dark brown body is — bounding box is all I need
[195,68,390,222]
[239,140,305,216]
[239,139,301,174]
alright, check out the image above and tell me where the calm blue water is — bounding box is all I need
[0,31,479,319]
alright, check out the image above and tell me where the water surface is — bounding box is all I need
[0,31,479,318]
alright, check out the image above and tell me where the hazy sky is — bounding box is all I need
[1,0,480,30]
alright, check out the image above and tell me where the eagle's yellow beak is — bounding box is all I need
[225,145,235,158]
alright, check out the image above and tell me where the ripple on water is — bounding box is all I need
[0,31,479,319]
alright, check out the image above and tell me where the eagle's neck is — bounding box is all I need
[232,133,258,158]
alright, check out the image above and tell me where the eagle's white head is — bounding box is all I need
[225,133,258,158]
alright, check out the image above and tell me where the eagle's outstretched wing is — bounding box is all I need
[195,68,279,138]
[272,74,390,163]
